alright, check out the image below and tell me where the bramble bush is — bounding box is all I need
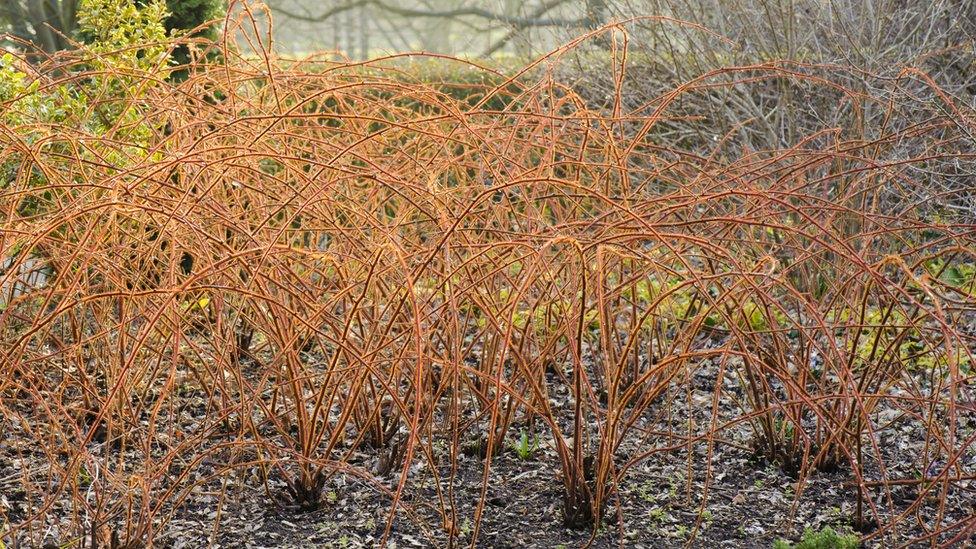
[0,2,974,547]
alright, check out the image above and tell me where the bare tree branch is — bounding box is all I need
[268,0,370,25]
[481,0,577,56]
[270,0,584,28]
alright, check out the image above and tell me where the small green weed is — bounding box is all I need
[511,428,540,460]
[773,526,859,549]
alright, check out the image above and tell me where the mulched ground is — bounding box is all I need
[2,350,974,548]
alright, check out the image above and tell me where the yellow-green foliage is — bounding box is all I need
[0,54,82,130]
[76,0,171,144]
[736,299,789,332]
[79,0,170,68]
[833,304,970,373]
[925,258,976,296]
[2,0,169,134]
[2,0,170,202]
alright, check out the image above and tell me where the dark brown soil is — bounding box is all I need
[2,356,974,548]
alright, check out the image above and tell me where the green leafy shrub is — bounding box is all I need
[157,0,224,75]
[2,0,169,135]
[2,0,223,57]
[160,0,223,43]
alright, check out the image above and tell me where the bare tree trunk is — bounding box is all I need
[344,6,354,58]
[26,0,60,52]
[3,0,77,52]
[359,4,368,59]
